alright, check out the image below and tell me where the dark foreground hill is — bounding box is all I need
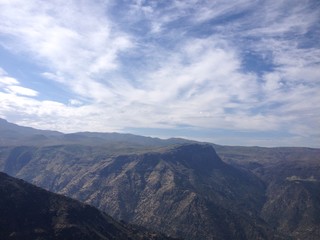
[0,172,175,240]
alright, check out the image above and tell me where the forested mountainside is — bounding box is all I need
[0,118,319,239]
[0,172,175,240]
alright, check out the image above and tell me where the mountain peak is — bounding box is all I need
[164,143,225,170]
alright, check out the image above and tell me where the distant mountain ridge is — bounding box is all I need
[0,118,61,145]
[0,118,192,147]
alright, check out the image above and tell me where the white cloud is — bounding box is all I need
[0,68,38,97]
[68,99,83,106]
[0,0,319,147]
[191,0,254,23]
[0,0,133,102]
[0,76,19,86]
[0,68,19,86]
[0,90,117,133]
[5,85,38,97]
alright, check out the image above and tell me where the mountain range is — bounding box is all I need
[0,118,319,239]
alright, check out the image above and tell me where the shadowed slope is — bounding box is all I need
[0,172,175,240]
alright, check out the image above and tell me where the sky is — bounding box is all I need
[0,0,319,147]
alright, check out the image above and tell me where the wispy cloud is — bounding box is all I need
[5,85,38,97]
[0,68,38,97]
[0,0,132,101]
[0,0,319,147]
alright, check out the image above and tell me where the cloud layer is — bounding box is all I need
[0,0,319,147]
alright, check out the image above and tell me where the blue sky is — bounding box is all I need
[0,0,319,147]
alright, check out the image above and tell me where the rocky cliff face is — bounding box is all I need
[0,172,175,240]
